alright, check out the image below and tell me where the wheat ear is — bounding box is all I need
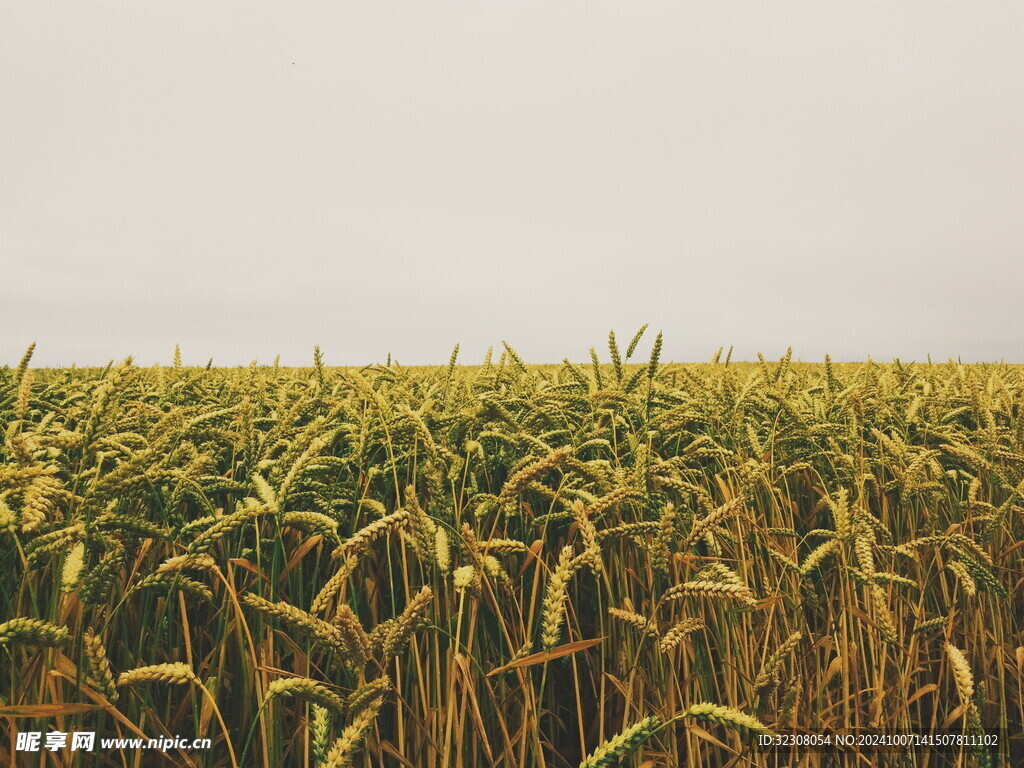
[578,715,661,768]
[266,677,345,713]
[663,579,757,606]
[0,618,70,647]
[946,643,975,704]
[541,545,576,649]
[659,618,705,653]
[117,663,196,687]
[322,695,384,768]
[83,628,119,703]
[681,702,773,735]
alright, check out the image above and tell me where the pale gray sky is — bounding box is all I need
[2,2,1022,367]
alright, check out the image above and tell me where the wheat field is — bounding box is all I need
[1,332,1022,767]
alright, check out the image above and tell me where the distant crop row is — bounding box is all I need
[1,333,1022,767]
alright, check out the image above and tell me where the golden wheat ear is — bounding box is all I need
[946,643,975,705]
[321,694,385,768]
[265,677,346,713]
[540,545,576,650]
[83,628,119,703]
[681,702,774,736]
[117,663,196,687]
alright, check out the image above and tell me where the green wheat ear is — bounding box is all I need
[648,330,663,379]
[607,330,623,383]
[578,716,661,768]
[14,341,35,381]
[625,323,649,359]
[589,346,603,388]
[0,618,69,648]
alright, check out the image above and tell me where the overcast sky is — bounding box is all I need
[2,2,1022,367]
